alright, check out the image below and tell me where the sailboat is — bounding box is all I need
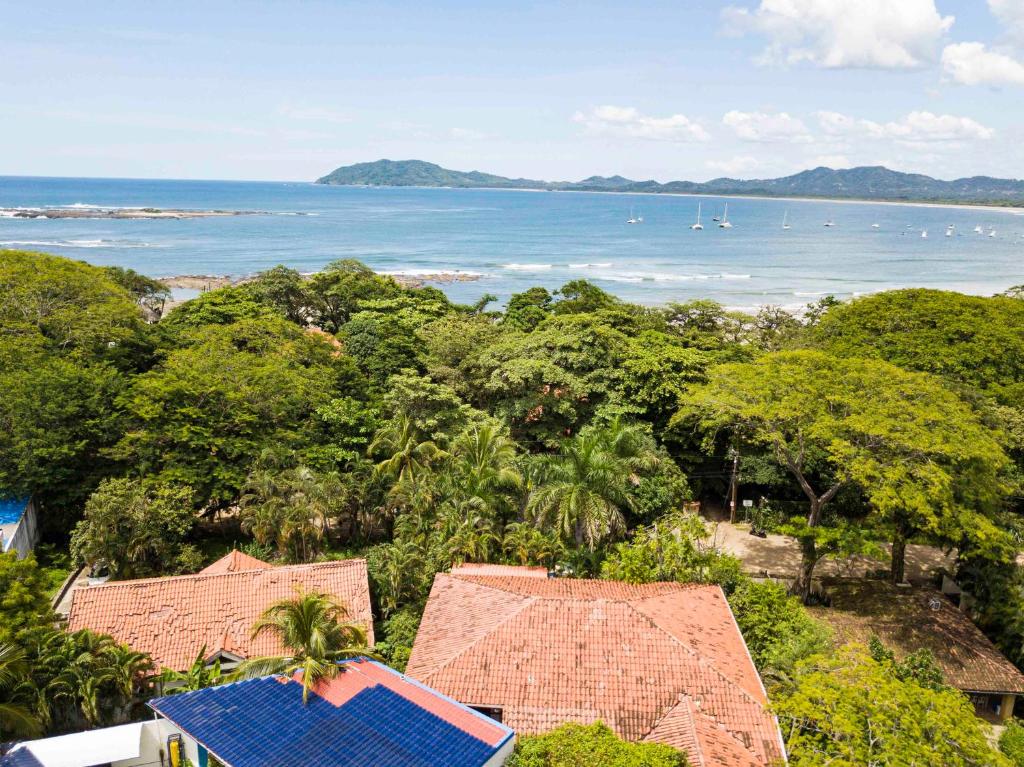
[871,223,880,229]
[782,210,790,230]
[974,225,983,234]
[989,229,997,237]
[691,203,703,231]
[627,206,639,224]
[946,225,954,237]
[718,203,732,228]
[824,218,834,227]
[921,229,928,238]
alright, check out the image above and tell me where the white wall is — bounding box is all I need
[483,737,516,767]
[6,499,39,559]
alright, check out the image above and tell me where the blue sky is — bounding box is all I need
[2,0,1022,182]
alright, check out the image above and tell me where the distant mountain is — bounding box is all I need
[315,159,1024,205]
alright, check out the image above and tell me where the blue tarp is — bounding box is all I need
[0,497,28,526]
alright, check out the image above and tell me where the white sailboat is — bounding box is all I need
[627,206,640,224]
[824,218,834,227]
[691,202,703,231]
[718,203,732,228]
[871,223,880,229]
[974,225,983,234]
[989,229,997,237]
[921,229,928,238]
[782,210,790,230]
[946,225,954,237]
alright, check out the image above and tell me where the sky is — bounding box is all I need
[2,0,1023,182]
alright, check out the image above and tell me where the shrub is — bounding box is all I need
[508,722,686,767]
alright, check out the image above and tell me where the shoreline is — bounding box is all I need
[1,207,278,220]
[160,270,483,292]
[316,183,1024,214]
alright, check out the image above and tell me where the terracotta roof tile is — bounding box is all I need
[198,550,274,575]
[406,569,784,766]
[810,580,1024,695]
[68,559,373,671]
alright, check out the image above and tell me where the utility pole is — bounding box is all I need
[728,448,739,524]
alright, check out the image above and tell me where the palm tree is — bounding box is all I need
[101,645,154,721]
[371,541,425,617]
[440,507,501,565]
[446,424,523,521]
[370,413,448,494]
[157,646,225,694]
[236,590,371,704]
[526,432,632,550]
[0,644,40,740]
[502,522,564,567]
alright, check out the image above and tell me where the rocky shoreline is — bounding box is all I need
[2,207,271,220]
[161,271,482,292]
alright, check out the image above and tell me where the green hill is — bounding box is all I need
[315,159,1024,205]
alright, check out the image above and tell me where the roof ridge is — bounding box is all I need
[624,599,773,752]
[646,691,765,767]
[418,575,536,685]
[451,574,710,601]
[81,557,367,590]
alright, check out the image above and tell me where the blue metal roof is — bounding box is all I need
[0,748,44,767]
[0,497,28,526]
[149,670,508,767]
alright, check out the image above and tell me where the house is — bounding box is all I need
[406,565,785,767]
[0,721,162,767]
[67,552,373,671]
[809,579,1024,723]
[147,657,516,766]
[0,496,39,560]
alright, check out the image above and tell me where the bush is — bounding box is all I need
[1001,721,1024,766]
[727,579,829,676]
[374,606,422,672]
[508,722,686,767]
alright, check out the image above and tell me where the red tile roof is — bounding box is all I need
[68,559,373,671]
[406,570,784,767]
[198,550,275,575]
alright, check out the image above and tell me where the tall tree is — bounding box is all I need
[677,351,1010,598]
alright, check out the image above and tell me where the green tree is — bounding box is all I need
[156,646,225,694]
[117,317,358,508]
[775,644,1009,767]
[1000,720,1024,766]
[727,579,830,679]
[240,459,341,562]
[238,590,371,704]
[677,350,1010,597]
[526,432,632,550]
[0,552,55,646]
[501,522,564,567]
[601,513,745,594]
[71,478,195,578]
[0,644,40,739]
[812,288,1024,408]
[508,722,686,767]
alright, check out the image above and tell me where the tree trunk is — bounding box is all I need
[791,534,818,602]
[890,518,910,584]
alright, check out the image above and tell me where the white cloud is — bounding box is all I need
[573,105,710,142]
[706,156,762,175]
[722,110,813,142]
[989,0,1024,44]
[816,110,994,143]
[941,42,1024,85]
[722,0,954,69]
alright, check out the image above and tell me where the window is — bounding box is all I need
[470,705,503,723]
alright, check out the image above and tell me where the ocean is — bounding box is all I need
[2,175,1023,310]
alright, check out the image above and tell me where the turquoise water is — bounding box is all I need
[2,175,1023,309]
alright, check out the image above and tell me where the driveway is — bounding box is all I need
[708,521,956,584]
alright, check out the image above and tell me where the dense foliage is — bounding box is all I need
[2,249,1023,764]
[507,722,686,767]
